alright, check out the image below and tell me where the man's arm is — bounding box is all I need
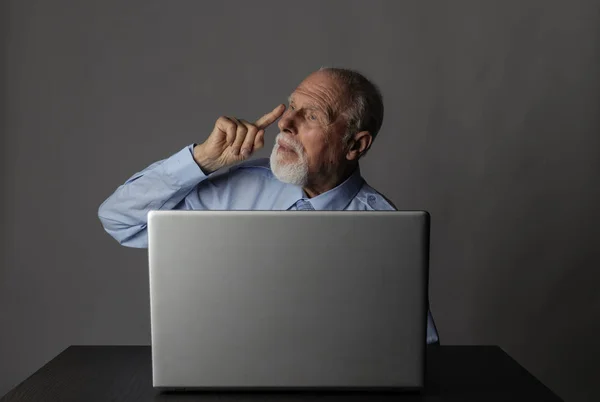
[98,145,209,248]
[98,105,286,248]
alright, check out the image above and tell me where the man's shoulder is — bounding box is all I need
[356,182,397,210]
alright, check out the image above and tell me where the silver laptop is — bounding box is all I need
[148,210,429,390]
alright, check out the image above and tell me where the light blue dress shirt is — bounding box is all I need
[98,144,440,344]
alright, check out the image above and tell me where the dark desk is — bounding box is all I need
[0,346,561,401]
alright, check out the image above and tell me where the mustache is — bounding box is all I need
[276,133,303,153]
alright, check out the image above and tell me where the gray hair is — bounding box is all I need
[318,67,384,156]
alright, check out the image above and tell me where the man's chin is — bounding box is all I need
[270,161,309,186]
[273,172,308,186]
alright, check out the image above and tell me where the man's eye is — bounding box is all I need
[290,105,295,110]
[309,114,317,120]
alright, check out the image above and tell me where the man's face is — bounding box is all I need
[270,71,349,186]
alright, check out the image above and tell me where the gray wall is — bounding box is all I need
[2,0,599,400]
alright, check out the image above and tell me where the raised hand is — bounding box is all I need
[193,104,286,174]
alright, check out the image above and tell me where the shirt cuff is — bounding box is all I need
[161,144,208,187]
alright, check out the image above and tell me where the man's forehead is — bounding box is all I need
[290,77,347,110]
[288,93,321,108]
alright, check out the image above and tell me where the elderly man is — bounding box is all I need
[98,67,439,344]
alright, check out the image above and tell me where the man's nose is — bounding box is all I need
[277,112,296,134]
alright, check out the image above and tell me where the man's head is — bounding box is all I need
[270,68,384,194]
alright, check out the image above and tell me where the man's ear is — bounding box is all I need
[345,131,372,161]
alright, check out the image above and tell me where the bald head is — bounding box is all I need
[316,67,385,150]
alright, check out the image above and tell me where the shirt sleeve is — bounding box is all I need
[98,144,212,248]
[427,309,440,344]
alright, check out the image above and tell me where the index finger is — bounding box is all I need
[255,104,286,129]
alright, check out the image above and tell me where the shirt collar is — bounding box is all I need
[271,164,365,211]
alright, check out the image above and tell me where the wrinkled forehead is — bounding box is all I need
[289,72,349,118]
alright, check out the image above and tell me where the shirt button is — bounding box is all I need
[367,195,377,207]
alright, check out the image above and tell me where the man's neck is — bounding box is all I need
[302,162,358,198]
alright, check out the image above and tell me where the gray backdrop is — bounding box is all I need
[2,1,599,401]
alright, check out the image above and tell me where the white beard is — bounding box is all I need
[269,133,309,186]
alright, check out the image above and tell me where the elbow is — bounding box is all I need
[98,214,123,245]
[97,199,148,248]
[98,213,147,249]
[97,203,127,245]
[97,200,116,232]
[99,222,147,248]
[97,204,107,226]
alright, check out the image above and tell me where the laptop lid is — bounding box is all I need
[148,210,429,389]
